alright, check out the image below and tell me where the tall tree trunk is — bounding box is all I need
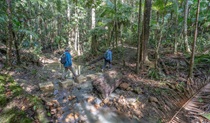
[136,0,142,74]
[90,1,97,54]
[155,14,164,69]
[114,0,118,48]
[6,0,12,65]
[174,15,178,54]
[67,0,71,49]
[188,0,200,78]
[14,34,22,65]
[140,0,152,67]
[183,0,191,53]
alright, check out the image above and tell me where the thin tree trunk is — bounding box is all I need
[6,0,12,65]
[183,0,191,53]
[90,1,97,54]
[14,34,22,65]
[155,14,164,69]
[174,15,178,54]
[67,0,71,49]
[114,0,118,48]
[188,0,200,78]
[136,0,142,74]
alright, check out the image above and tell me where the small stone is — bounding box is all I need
[46,102,53,107]
[77,75,87,83]
[59,79,74,88]
[68,95,76,101]
[119,83,130,90]
[103,98,109,104]
[50,109,57,115]
[65,113,74,122]
[148,96,158,103]
[94,104,100,109]
[86,74,97,80]
[100,102,105,107]
[53,73,62,79]
[51,100,60,108]
[74,113,79,120]
[87,96,95,103]
[39,82,54,92]
[133,87,143,94]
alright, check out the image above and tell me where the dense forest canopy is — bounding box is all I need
[1,0,210,123]
[0,0,209,68]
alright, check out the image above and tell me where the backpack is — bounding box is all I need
[60,53,66,64]
[104,50,109,60]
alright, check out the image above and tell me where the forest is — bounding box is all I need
[0,0,210,123]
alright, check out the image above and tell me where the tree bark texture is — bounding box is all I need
[92,71,122,99]
[136,0,142,74]
[189,0,200,78]
[183,0,191,53]
[140,0,152,66]
[6,0,12,65]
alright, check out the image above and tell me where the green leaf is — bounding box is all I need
[18,29,38,39]
[203,22,210,28]
[202,113,210,120]
[47,112,51,117]
[33,105,37,110]
[0,17,6,23]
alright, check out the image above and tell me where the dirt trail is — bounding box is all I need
[4,47,210,123]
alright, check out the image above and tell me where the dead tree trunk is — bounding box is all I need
[92,71,122,98]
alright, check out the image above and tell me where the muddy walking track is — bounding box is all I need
[38,55,210,123]
[2,49,210,123]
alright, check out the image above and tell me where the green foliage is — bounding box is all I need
[176,82,185,92]
[0,84,5,93]
[0,74,24,107]
[31,69,38,75]
[11,86,23,97]
[196,36,210,52]
[202,113,210,120]
[0,108,32,123]
[0,94,7,106]
[0,74,48,122]
[148,68,161,80]
[28,95,41,106]
[194,54,210,65]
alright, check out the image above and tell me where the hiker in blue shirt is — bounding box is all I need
[102,48,112,71]
[62,47,78,80]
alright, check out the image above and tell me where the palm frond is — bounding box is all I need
[169,78,210,123]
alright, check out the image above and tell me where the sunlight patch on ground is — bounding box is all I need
[40,58,58,64]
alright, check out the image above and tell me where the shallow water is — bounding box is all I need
[42,62,139,123]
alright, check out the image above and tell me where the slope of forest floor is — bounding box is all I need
[0,46,210,123]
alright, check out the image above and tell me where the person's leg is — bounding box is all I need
[69,66,77,78]
[108,60,112,69]
[102,59,107,70]
[62,67,68,80]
